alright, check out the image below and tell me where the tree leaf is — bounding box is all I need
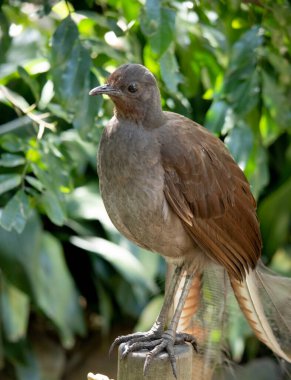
[141,3,176,56]
[70,236,157,295]
[0,189,31,233]
[224,120,253,171]
[0,215,85,347]
[25,175,44,192]
[0,153,25,167]
[17,66,40,101]
[258,177,291,257]
[0,276,29,342]
[34,232,85,347]
[160,48,182,93]
[0,212,42,296]
[41,191,66,226]
[0,174,21,196]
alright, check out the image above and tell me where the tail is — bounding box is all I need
[170,263,230,380]
[230,259,291,362]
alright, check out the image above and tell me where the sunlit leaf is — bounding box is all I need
[70,236,157,294]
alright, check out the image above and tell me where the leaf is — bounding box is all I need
[51,17,79,68]
[70,236,157,295]
[0,276,29,342]
[0,212,42,296]
[141,2,176,56]
[0,153,25,167]
[205,100,229,134]
[0,215,85,347]
[245,144,269,199]
[51,17,99,136]
[17,66,40,101]
[67,183,116,232]
[160,48,182,93]
[223,26,263,116]
[224,121,253,171]
[41,191,66,226]
[34,232,85,347]
[7,340,41,380]
[0,134,24,152]
[25,175,44,192]
[0,189,31,233]
[0,174,21,196]
[134,295,163,332]
[258,177,291,257]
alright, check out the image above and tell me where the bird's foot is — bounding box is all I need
[111,329,197,378]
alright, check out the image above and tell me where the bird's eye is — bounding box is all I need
[127,83,138,93]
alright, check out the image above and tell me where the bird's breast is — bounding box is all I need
[98,121,165,245]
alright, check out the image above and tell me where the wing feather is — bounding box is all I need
[159,112,261,280]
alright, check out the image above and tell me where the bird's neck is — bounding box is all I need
[114,98,165,129]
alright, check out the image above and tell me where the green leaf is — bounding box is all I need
[17,66,40,101]
[0,189,31,233]
[258,177,291,257]
[51,17,79,68]
[0,174,21,196]
[0,215,84,346]
[25,175,44,192]
[0,134,24,152]
[70,236,157,295]
[134,295,163,332]
[205,100,229,135]
[51,17,98,135]
[41,191,66,226]
[34,232,85,347]
[223,26,263,116]
[224,121,253,171]
[245,144,269,199]
[0,212,42,296]
[160,48,182,93]
[0,276,29,342]
[0,153,25,167]
[141,3,176,56]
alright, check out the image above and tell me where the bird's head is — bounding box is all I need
[89,64,163,125]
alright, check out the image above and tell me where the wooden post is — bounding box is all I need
[117,343,193,380]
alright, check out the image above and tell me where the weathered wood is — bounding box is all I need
[117,344,193,380]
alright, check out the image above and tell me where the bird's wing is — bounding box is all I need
[159,112,261,280]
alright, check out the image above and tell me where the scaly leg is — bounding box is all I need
[143,270,197,378]
[112,265,198,379]
[110,264,184,355]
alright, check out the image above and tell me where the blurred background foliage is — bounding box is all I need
[0,0,290,379]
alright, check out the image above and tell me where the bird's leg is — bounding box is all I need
[143,270,197,378]
[110,264,184,355]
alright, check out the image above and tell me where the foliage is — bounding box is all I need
[0,0,290,379]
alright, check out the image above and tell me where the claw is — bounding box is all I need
[111,329,197,379]
[109,332,145,356]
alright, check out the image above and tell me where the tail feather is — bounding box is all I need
[231,260,291,362]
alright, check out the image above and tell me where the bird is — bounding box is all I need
[89,63,291,378]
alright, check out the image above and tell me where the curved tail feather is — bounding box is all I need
[231,260,291,362]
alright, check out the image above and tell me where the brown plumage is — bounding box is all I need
[90,63,291,377]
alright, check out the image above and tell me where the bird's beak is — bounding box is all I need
[89,84,121,97]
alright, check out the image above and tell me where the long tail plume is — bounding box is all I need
[171,263,231,380]
[230,259,291,362]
